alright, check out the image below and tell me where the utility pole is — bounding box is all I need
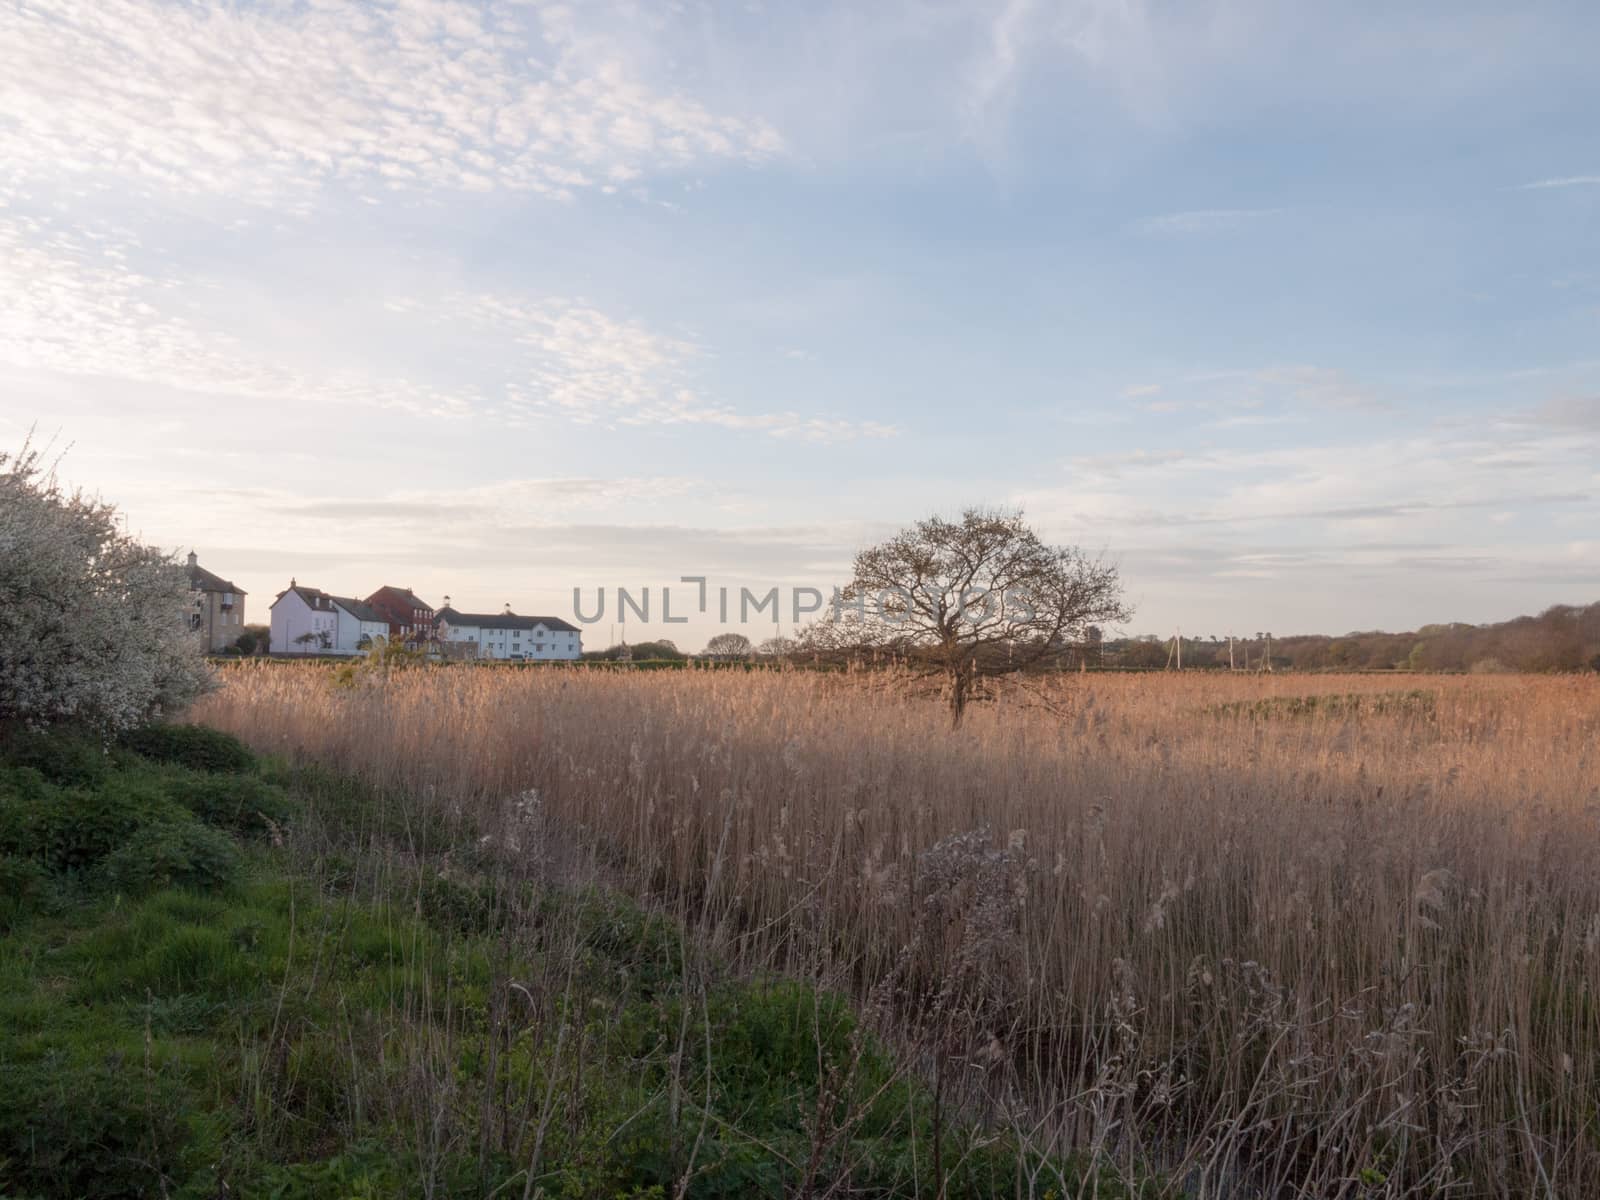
[1176,627,1182,671]
[1228,634,1235,671]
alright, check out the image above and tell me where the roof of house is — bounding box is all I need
[367,585,432,610]
[434,607,579,633]
[270,583,339,612]
[329,595,386,623]
[188,562,244,594]
[269,584,386,623]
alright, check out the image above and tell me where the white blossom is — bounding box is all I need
[0,440,211,730]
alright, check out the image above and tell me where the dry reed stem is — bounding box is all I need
[194,664,1600,1197]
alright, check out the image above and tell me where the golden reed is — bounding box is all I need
[196,664,1600,1196]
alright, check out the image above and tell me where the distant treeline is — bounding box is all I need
[234,606,1600,675]
[1104,601,1600,673]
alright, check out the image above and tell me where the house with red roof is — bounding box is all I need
[269,581,390,655]
[364,585,436,648]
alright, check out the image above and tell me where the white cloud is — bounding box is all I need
[0,213,895,443]
[1242,365,1386,411]
[0,0,782,207]
[242,475,704,526]
[1518,175,1600,190]
[1106,364,1389,420]
[444,290,896,442]
[1529,396,1600,430]
[0,211,473,416]
[1135,208,1283,235]
[963,0,1170,141]
[1028,430,1596,538]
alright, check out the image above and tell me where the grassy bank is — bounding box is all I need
[0,724,1110,1199]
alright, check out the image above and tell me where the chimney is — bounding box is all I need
[442,595,451,609]
[504,602,512,615]
[186,550,198,568]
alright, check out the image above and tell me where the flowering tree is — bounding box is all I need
[0,440,211,731]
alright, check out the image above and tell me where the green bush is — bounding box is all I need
[572,890,685,999]
[417,871,498,935]
[101,821,242,895]
[712,981,862,1095]
[120,724,254,774]
[0,852,52,930]
[0,1056,200,1199]
[0,772,183,875]
[163,773,293,838]
[0,729,110,787]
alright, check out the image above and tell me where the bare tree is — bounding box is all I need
[701,632,754,660]
[804,507,1130,725]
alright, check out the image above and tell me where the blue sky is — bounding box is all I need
[3,0,1598,649]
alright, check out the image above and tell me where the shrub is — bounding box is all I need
[102,821,242,895]
[0,728,109,787]
[0,1057,198,1199]
[0,772,182,874]
[0,853,51,929]
[711,981,862,1095]
[120,723,254,774]
[416,872,500,935]
[0,441,211,731]
[164,773,292,838]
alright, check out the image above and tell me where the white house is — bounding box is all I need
[329,595,391,655]
[434,604,583,661]
[270,582,338,654]
[270,581,390,655]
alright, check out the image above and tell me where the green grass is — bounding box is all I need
[0,724,1131,1198]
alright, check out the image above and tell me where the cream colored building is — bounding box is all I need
[186,551,247,652]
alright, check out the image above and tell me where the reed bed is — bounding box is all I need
[194,664,1600,1197]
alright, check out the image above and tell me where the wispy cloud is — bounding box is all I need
[1029,431,1598,542]
[962,0,1170,143]
[1135,208,1283,235]
[279,476,702,524]
[1518,175,1600,190]
[1113,365,1390,418]
[1529,396,1600,430]
[0,212,475,416]
[0,0,782,206]
[433,291,898,442]
[0,213,895,443]
[1245,365,1388,412]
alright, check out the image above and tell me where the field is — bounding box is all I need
[187,664,1600,1197]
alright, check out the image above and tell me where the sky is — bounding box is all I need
[3,0,1598,651]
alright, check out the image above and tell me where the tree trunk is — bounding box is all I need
[947,655,973,728]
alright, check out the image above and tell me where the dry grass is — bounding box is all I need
[194,664,1600,1197]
